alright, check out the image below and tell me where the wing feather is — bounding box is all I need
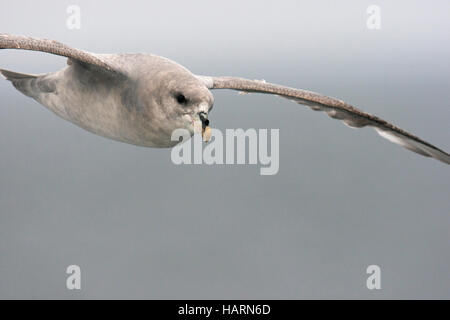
[0,34,119,73]
[199,76,449,164]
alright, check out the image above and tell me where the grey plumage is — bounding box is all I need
[0,37,213,147]
[201,76,450,164]
[1,33,449,164]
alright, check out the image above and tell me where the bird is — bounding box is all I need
[0,33,449,164]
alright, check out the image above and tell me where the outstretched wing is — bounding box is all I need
[199,76,450,165]
[0,33,120,74]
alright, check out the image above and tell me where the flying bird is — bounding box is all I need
[0,34,449,164]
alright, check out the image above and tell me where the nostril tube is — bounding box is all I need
[199,112,209,127]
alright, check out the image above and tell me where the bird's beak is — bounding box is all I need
[198,111,211,142]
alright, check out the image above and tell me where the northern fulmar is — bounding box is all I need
[0,34,448,164]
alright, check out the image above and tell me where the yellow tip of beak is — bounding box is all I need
[202,126,211,142]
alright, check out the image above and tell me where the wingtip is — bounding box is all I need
[375,127,450,165]
[0,68,38,81]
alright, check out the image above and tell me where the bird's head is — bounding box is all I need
[133,64,214,147]
[164,73,214,139]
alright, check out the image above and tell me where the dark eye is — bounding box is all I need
[176,93,187,105]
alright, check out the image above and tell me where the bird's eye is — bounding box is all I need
[176,93,187,104]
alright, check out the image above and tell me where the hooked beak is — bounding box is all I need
[198,111,211,142]
[198,112,209,128]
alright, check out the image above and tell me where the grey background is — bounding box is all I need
[0,0,449,299]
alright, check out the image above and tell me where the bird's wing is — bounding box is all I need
[198,76,450,165]
[0,34,122,75]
